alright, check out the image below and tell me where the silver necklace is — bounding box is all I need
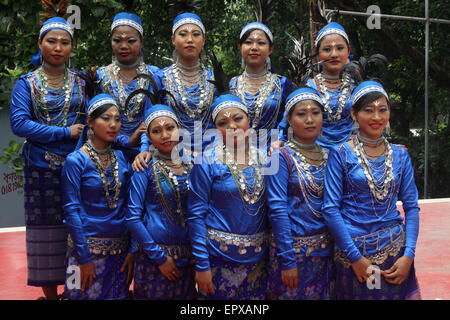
[317,72,351,122]
[357,133,385,146]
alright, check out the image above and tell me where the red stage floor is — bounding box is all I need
[0,199,449,300]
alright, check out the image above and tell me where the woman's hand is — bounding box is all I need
[281,267,298,289]
[382,256,413,285]
[351,256,373,283]
[158,256,180,281]
[196,270,215,295]
[120,253,136,285]
[79,261,95,291]
[269,140,284,156]
[129,123,147,147]
[132,151,152,172]
[70,124,85,139]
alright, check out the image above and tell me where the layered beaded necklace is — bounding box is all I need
[316,72,351,122]
[222,144,265,206]
[353,134,394,201]
[154,154,192,227]
[165,63,214,121]
[84,140,122,209]
[235,70,278,129]
[35,67,73,126]
[111,60,149,120]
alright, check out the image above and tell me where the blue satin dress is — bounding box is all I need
[322,142,421,299]
[265,145,335,300]
[61,148,134,300]
[187,146,268,300]
[125,157,196,300]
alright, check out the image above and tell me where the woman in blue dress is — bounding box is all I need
[62,94,135,300]
[322,80,421,300]
[230,22,293,151]
[126,104,196,300]
[265,87,335,300]
[96,12,162,163]
[134,13,216,171]
[10,12,87,300]
[187,94,268,300]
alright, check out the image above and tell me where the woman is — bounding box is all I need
[187,94,268,300]
[62,94,135,300]
[265,88,335,300]
[230,22,293,151]
[97,12,162,163]
[134,13,216,171]
[322,81,421,300]
[10,14,87,299]
[126,104,196,300]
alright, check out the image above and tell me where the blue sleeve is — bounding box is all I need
[277,110,289,142]
[125,170,167,265]
[114,134,131,149]
[265,151,296,270]
[322,147,363,264]
[10,77,70,141]
[61,154,92,264]
[277,77,294,142]
[186,162,212,271]
[398,148,420,260]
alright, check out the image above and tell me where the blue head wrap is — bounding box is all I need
[31,17,73,66]
[314,22,349,48]
[240,22,273,43]
[144,104,180,129]
[351,81,389,106]
[285,87,324,114]
[111,12,144,37]
[211,94,248,121]
[87,94,119,116]
[172,13,205,35]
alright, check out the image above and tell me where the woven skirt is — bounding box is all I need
[23,164,67,286]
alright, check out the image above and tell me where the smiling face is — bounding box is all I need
[287,100,323,144]
[171,24,205,65]
[317,34,350,76]
[88,106,121,148]
[39,29,72,67]
[111,25,143,65]
[239,29,274,72]
[352,96,390,140]
[215,107,250,149]
[147,117,180,156]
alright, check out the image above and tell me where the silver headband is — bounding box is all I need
[314,28,349,47]
[88,98,118,116]
[212,101,248,121]
[352,85,389,105]
[172,18,205,35]
[240,24,273,43]
[39,22,73,39]
[111,19,144,37]
[145,110,180,129]
[285,93,323,114]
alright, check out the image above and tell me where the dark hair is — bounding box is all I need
[239,28,273,46]
[287,99,323,118]
[352,91,389,114]
[88,104,120,120]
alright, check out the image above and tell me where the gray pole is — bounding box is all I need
[424,0,429,198]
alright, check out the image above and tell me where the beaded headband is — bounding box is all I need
[39,22,73,39]
[111,19,144,37]
[172,17,205,35]
[285,93,324,114]
[145,110,180,129]
[212,101,248,121]
[88,98,118,116]
[352,85,389,106]
[314,23,349,48]
[240,22,273,43]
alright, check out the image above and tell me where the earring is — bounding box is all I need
[352,120,360,134]
[241,57,246,70]
[385,121,391,137]
[265,57,272,72]
[87,127,94,141]
[172,49,179,64]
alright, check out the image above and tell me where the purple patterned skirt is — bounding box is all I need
[133,251,196,300]
[267,245,335,300]
[198,256,267,300]
[23,164,67,286]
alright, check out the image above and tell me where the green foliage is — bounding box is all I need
[0,140,23,187]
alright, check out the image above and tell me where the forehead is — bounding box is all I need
[216,107,247,119]
[293,100,322,111]
[246,29,269,41]
[42,29,71,40]
[112,25,140,37]
[320,34,348,46]
[149,116,177,129]
[365,96,389,108]
[100,106,120,115]
[175,23,203,33]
